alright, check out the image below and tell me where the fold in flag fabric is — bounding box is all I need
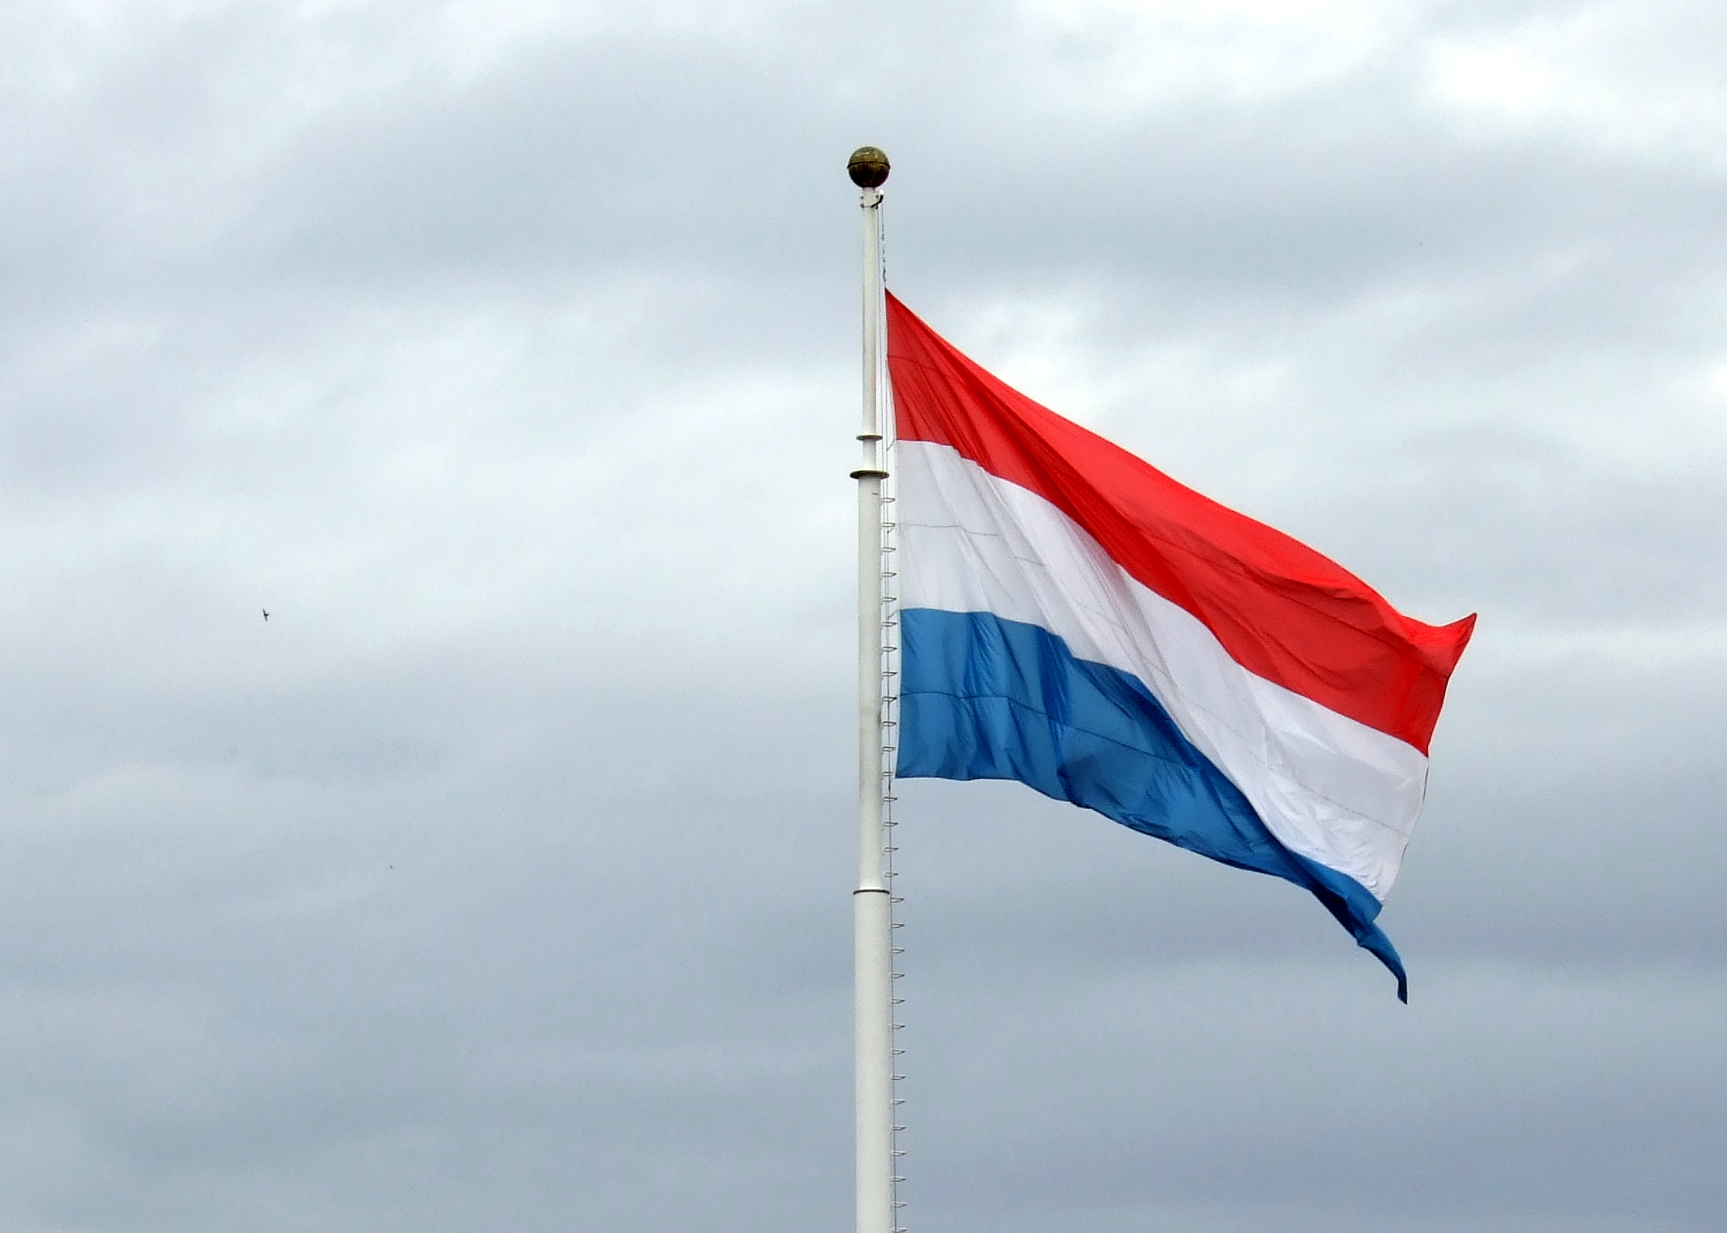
[887,292,1475,1001]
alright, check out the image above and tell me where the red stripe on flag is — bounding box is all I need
[886,291,1474,754]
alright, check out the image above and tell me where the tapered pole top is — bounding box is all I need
[847,146,890,189]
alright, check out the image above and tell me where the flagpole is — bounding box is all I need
[847,144,895,1233]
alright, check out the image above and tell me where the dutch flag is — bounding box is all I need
[888,292,1476,1001]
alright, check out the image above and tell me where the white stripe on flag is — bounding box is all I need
[896,440,1428,901]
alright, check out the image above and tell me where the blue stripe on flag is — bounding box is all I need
[897,607,1408,1000]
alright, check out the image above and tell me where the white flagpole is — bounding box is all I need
[847,144,895,1233]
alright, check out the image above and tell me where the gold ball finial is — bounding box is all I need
[847,146,890,189]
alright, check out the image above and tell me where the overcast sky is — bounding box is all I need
[1,1,1723,1230]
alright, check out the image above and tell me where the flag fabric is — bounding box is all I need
[886,292,1475,1000]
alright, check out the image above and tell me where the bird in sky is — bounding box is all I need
[262,609,270,621]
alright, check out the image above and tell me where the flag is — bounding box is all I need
[887,292,1475,1000]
